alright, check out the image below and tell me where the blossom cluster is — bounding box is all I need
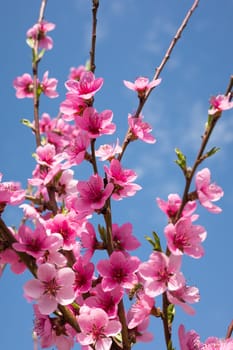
[1,14,232,350]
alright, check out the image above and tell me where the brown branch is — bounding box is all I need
[90,0,99,73]
[226,320,233,339]
[119,0,200,161]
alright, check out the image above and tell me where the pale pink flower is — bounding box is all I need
[73,256,94,296]
[63,130,90,167]
[0,173,25,206]
[139,251,185,297]
[77,305,121,350]
[112,222,141,251]
[75,107,116,138]
[178,324,202,350]
[65,71,103,100]
[123,76,161,97]
[40,71,59,98]
[195,168,224,213]
[104,159,142,200]
[68,65,86,80]
[0,247,26,274]
[75,174,114,213]
[60,95,87,120]
[27,21,55,50]
[156,193,197,219]
[208,93,233,115]
[97,251,140,292]
[128,317,154,344]
[34,143,65,168]
[204,337,233,350]
[95,138,122,161]
[13,73,34,98]
[55,169,79,201]
[167,285,200,315]
[128,114,156,143]
[85,284,123,318]
[24,263,75,314]
[164,217,207,258]
[127,293,154,329]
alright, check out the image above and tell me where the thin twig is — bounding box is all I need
[90,0,99,73]
[226,320,233,339]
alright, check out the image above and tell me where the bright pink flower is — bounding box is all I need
[123,76,161,97]
[73,256,94,296]
[208,93,233,115]
[127,293,154,329]
[129,317,154,343]
[65,71,103,100]
[60,95,87,120]
[112,222,141,251]
[104,159,142,200]
[97,251,140,292]
[80,222,98,263]
[85,284,123,318]
[75,174,114,213]
[128,114,156,143]
[204,337,233,349]
[156,193,197,219]
[167,285,200,315]
[195,168,224,213]
[27,21,55,50]
[75,107,116,138]
[95,138,122,161]
[0,247,26,274]
[77,305,121,350]
[178,324,202,350]
[13,73,34,98]
[0,173,25,206]
[139,251,185,297]
[63,130,90,167]
[164,217,207,258]
[34,143,65,168]
[40,71,59,98]
[24,263,75,314]
[68,65,86,80]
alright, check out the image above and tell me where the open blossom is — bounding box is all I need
[27,21,55,50]
[24,263,75,315]
[128,114,156,143]
[167,284,200,315]
[73,256,94,296]
[95,138,122,161]
[164,217,207,258]
[104,159,142,200]
[123,76,161,97]
[75,107,116,138]
[13,73,34,98]
[208,93,233,115]
[65,71,103,100]
[40,71,59,98]
[97,251,140,292]
[112,222,141,251]
[60,95,87,120]
[0,173,25,207]
[68,65,86,80]
[195,168,224,213]
[139,251,185,297]
[77,306,121,350]
[127,293,154,329]
[156,193,197,219]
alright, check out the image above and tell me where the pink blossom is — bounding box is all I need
[24,263,75,314]
[167,285,200,315]
[75,107,116,138]
[80,222,98,263]
[0,173,25,206]
[40,71,59,98]
[127,293,154,329]
[60,95,87,120]
[164,217,207,258]
[123,76,161,97]
[208,93,233,115]
[139,251,185,297]
[55,169,78,201]
[13,73,34,98]
[156,193,197,219]
[104,159,142,200]
[95,138,122,161]
[65,71,103,100]
[97,251,140,292]
[128,317,154,344]
[112,222,141,251]
[68,65,86,80]
[63,130,90,167]
[77,305,121,350]
[73,256,94,296]
[0,247,26,274]
[85,284,123,318]
[27,21,55,50]
[128,114,156,143]
[195,168,224,213]
[75,174,114,213]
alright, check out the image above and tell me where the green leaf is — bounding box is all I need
[174,148,187,172]
[167,339,175,350]
[26,37,34,49]
[20,118,34,130]
[167,303,175,324]
[206,146,220,158]
[98,224,106,243]
[145,231,162,252]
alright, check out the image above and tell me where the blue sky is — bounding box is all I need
[0,1,233,349]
